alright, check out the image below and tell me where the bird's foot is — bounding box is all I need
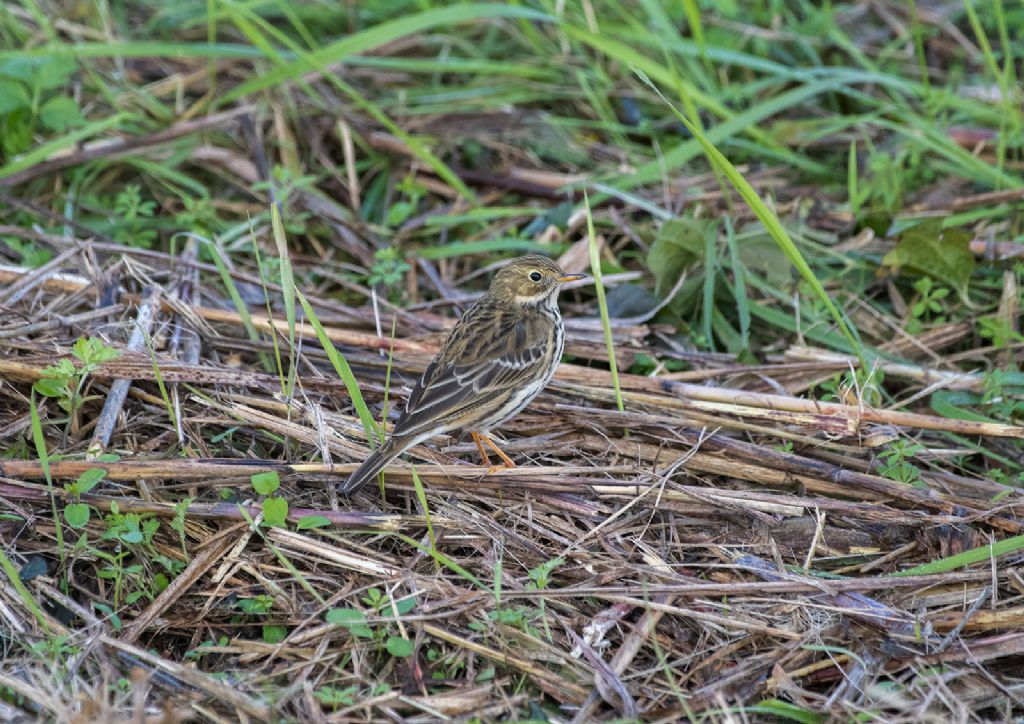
[470,431,493,467]
[471,431,518,469]
[478,433,517,468]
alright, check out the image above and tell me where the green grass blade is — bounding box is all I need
[604,78,843,192]
[680,0,706,61]
[0,112,128,181]
[247,228,289,389]
[0,41,269,60]
[410,466,436,562]
[701,222,717,351]
[890,534,1024,577]
[218,4,552,104]
[29,392,63,567]
[394,533,487,593]
[0,547,50,632]
[218,0,480,203]
[296,291,380,446]
[584,190,623,412]
[237,505,325,605]
[207,236,272,372]
[270,205,298,398]
[635,70,867,367]
[145,335,178,431]
[724,218,750,353]
[847,139,860,218]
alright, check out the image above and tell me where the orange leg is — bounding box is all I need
[470,431,492,467]
[480,433,516,473]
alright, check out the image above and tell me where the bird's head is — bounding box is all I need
[488,254,587,307]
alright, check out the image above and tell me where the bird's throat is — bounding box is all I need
[513,288,559,310]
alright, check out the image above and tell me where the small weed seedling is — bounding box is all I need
[62,464,110,529]
[68,500,179,619]
[234,594,287,644]
[981,369,1024,423]
[470,557,565,642]
[251,471,288,527]
[34,337,120,431]
[313,682,391,710]
[0,55,84,161]
[367,246,411,303]
[325,590,416,662]
[877,440,926,489]
[978,316,1024,351]
[111,185,158,248]
[906,277,949,334]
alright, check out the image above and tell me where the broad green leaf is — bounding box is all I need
[39,96,84,131]
[881,220,975,296]
[313,686,357,705]
[386,636,413,657]
[263,624,287,644]
[262,496,288,528]
[33,378,66,397]
[326,607,362,625]
[647,217,710,296]
[737,235,793,288]
[33,56,77,90]
[1,108,33,155]
[72,337,91,361]
[325,607,374,638]
[92,601,121,631]
[0,58,38,82]
[251,471,280,495]
[296,515,331,530]
[605,284,660,318]
[63,503,90,529]
[75,467,106,495]
[0,80,30,113]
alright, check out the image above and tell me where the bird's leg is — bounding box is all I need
[470,431,493,467]
[480,434,517,473]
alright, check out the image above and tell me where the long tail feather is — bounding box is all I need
[338,440,401,495]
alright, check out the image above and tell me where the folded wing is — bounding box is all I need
[392,303,553,439]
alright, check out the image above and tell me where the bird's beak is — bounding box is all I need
[558,273,588,283]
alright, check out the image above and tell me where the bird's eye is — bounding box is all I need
[529,271,542,282]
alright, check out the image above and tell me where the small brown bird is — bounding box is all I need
[339,254,586,494]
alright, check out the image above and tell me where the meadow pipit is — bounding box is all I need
[339,254,586,494]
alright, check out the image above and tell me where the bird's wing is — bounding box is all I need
[393,302,554,439]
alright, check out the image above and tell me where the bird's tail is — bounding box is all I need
[338,439,402,495]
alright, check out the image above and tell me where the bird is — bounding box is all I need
[339,254,586,495]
